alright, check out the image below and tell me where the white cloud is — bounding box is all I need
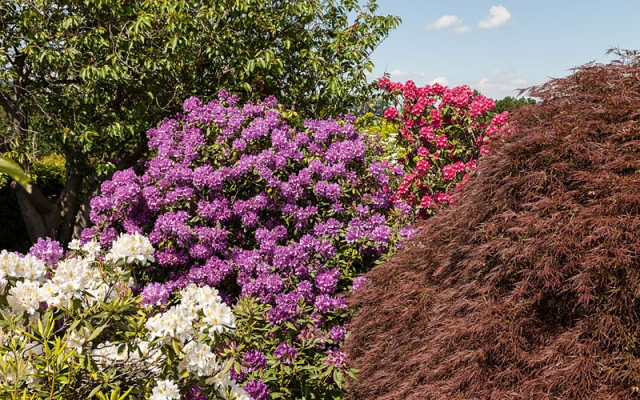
[389,69,410,77]
[389,69,426,78]
[478,5,511,29]
[429,77,449,86]
[426,15,463,30]
[452,26,472,34]
[475,68,527,98]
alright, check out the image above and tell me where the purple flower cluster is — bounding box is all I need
[274,342,298,365]
[242,350,267,372]
[184,386,207,400]
[29,237,64,266]
[325,349,348,367]
[243,380,269,400]
[141,283,171,306]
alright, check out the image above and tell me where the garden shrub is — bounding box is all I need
[355,113,402,164]
[87,92,413,398]
[378,78,512,218]
[0,234,247,399]
[345,50,640,399]
[31,154,66,199]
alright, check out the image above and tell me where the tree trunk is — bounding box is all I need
[12,183,49,242]
[59,165,83,247]
[12,182,61,242]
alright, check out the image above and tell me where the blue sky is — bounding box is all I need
[367,1,640,99]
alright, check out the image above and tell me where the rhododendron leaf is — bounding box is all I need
[87,325,106,342]
[117,387,133,400]
[0,157,30,192]
[333,369,344,388]
[88,384,102,399]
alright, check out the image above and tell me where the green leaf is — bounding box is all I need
[87,324,106,342]
[0,157,31,192]
[88,385,103,398]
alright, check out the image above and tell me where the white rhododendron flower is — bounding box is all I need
[37,281,62,307]
[66,330,87,354]
[91,341,128,367]
[88,338,163,371]
[150,379,180,400]
[81,240,102,260]
[0,250,20,277]
[146,304,197,342]
[67,239,81,250]
[106,233,155,265]
[15,255,46,281]
[204,371,250,400]
[7,279,42,315]
[230,386,251,400]
[146,285,235,342]
[0,254,46,282]
[203,302,236,333]
[180,341,219,376]
[0,275,7,295]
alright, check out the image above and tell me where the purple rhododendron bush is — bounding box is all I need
[345,50,640,400]
[86,92,413,398]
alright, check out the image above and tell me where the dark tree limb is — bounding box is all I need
[59,165,83,246]
[12,182,51,242]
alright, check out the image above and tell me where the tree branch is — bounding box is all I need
[12,182,49,242]
[59,165,83,245]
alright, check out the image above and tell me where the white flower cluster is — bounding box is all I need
[42,257,114,307]
[146,285,236,342]
[68,239,102,261]
[106,233,155,265]
[0,252,46,285]
[150,379,180,400]
[88,338,162,371]
[146,284,247,399]
[0,253,116,317]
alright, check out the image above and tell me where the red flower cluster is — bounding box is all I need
[378,77,512,218]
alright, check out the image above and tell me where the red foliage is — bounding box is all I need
[345,50,640,399]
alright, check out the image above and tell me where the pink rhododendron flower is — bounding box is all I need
[383,107,398,120]
[435,136,449,149]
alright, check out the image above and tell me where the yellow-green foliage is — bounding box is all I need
[0,154,66,193]
[356,113,406,163]
[31,154,66,196]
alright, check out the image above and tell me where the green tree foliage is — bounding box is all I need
[0,0,399,245]
[493,96,536,114]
